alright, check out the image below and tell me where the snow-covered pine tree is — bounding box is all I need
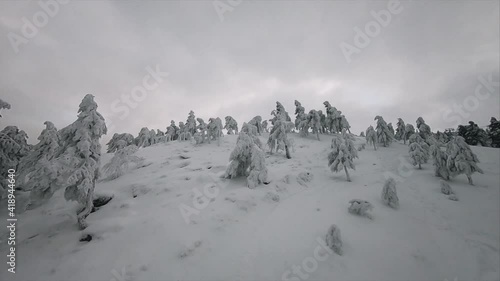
[404,124,415,144]
[53,94,107,229]
[359,131,365,137]
[365,125,377,150]
[306,109,321,140]
[328,130,358,181]
[261,120,269,133]
[395,118,406,142]
[325,224,343,255]
[0,126,31,198]
[294,100,306,130]
[196,118,208,144]
[16,122,59,205]
[431,144,450,180]
[446,136,483,185]
[381,177,399,209]
[408,134,430,169]
[323,101,340,133]
[416,117,432,141]
[249,116,263,135]
[348,199,373,219]
[178,122,191,141]
[268,102,292,159]
[185,110,197,136]
[224,116,239,135]
[224,124,268,188]
[0,98,11,118]
[136,127,152,147]
[102,145,144,181]
[106,133,135,153]
[375,115,393,147]
[340,115,351,134]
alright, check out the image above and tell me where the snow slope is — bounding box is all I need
[1,133,499,281]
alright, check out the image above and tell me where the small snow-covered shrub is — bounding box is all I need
[102,145,144,181]
[106,133,135,153]
[325,224,343,255]
[224,132,268,188]
[381,177,399,209]
[440,180,453,195]
[348,199,373,219]
[328,130,358,182]
[365,125,377,150]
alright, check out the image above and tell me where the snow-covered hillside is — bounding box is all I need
[1,133,499,281]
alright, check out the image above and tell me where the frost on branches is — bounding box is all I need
[178,122,191,141]
[0,125,31,198]
[387,122,395,137]
[365,125,377,150]
[395,118,406,143]
[102,145,144,181]
[30,94,107,229]
[224,125,268,188]
[207,117,223,145]
[416,117,432,141]
[306,109,322,140]
[268,102,292,159]
[408,134,430,169]
[136,127,153,147]
[166,120,179,141]
[16,122,59,206]
[446,136,483,185]
[294,100,306,130]
[186,110,197,136]
[0,98,11,118]
[328,130,358,182]
[224,116,239,135]
[375,115,393,147]
[248,116,263,135]
[431,144,450,180]
[261,120,269,133]
[404,124,415,144]
[106,133,135,153]
[195,118,208,144]
[381,177,399,209]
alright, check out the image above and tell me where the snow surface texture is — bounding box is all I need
[1,133,499,281]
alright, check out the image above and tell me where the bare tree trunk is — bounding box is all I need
[373,143,377,151]
[344,166,351,182]
[285,144,291,159]
[467,175,474,185]
[418,163,422,169]
[77,184,94,230]
[316,131,320,141]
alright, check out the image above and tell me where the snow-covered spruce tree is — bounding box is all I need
[348,199,373,219]
[446,136,483,185]
[0,126,31,198]
[150,129,158,145]
[395,118,406,142]
[340,115,351,134]
[166,120,179,141]
[381,177,399,209]
[387,123,395,138]
[359,131,365,137]
[440,180,453,195]
[325,224,343,255]
[294,100,306,130]
[178,122,191,141]
[33,94,107,229]
[306,109,321,140]
[323,101,340,133]
[135,127,152,147]
[16,121,59,205]
[268,102,292,159]
[249,116,263,135]
[241,122,262,148]
[186,110,197,136]
[431,144,450,180]
[195,117,208,144]
[102,145,144,181]
[404,124,415,144]
[106,133,135,153]
[224,126,268,188]
[365,125,377,150]
[224,116,239,135]
[318,110,327,134]
[487,117,500,148]
[408,134,430,169]
[207,117,223,145]
[416,117,432,141]
[375,116,393,147]
[261,120,269,133]
[0,98,11,118]
[328,130,358,182]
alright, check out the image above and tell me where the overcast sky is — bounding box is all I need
[1,0,499,144]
